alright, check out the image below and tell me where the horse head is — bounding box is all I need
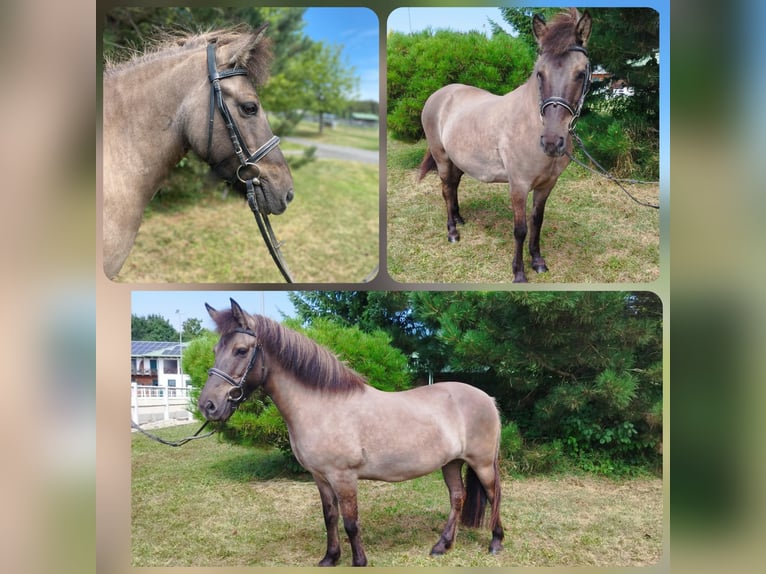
[191,26,294,215]
[533,9,592,157]
[199,299,265,422]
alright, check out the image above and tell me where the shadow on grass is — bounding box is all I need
[207,450,314,483]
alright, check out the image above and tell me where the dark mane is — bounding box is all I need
[213,311,367,394]
[105,25,272,84]
[539,8,583,55]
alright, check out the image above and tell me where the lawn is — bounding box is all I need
[291,120,379,150]
[387,139,660,284]
[115,151,378,284]
[132,423,663,568]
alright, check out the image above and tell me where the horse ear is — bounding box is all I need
[532,14,547,45]
[205,303,219,320]
[230,298,250,329]
[576,11,592,47]
[225,24,272,76]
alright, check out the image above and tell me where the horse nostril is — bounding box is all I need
[204,400,216,414]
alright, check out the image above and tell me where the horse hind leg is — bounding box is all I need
[438,162,464,243]
[467,458,505,555]
[431,460,466,555]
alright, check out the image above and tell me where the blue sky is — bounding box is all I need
[131,291,296,331]
[302,7,379,102]
[387,7,514,37]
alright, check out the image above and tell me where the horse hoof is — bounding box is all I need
[448,235,460,243]
[533,264,549,274]
[430,548,446,556]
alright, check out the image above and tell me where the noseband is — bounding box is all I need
[539,45,591,132]
[207,327,266,404]
[205,41,294,282]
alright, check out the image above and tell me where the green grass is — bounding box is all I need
[132,423,663,567]
[292,121,379,150]
[116,155,378,283]
[387,138,659,284]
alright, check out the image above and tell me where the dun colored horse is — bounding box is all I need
[420,9,592,282]
[200,299,504,566]
[102,25,294,279]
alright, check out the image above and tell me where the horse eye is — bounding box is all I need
[234,347,248,357]
[240,102,259,116]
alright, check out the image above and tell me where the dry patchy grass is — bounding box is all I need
[132,424,663,568]
[115,158,378,284]
[387,140,659,284]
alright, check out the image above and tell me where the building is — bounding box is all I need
[131,340,191,388]
[131,341,193,424]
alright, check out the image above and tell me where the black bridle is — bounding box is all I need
[206,327,266,405]
[206,42,294,283]
[538,45,591,132]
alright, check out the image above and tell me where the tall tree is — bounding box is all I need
[289,291,447,376]
[411,291,662,463]
[131,314,178,341]
[181,317,205,341]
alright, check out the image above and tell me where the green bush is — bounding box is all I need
[387,29,535,141]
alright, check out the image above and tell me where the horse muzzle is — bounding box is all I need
[540,135,567,157]
[198,382,239,421]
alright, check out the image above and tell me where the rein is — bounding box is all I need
[206,42,294,282]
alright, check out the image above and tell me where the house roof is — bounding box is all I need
[131,341,188,357]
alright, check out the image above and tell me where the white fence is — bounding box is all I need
[131,383,195,424]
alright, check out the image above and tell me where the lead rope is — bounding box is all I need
[130,419,214,447]
[567,131,660,210]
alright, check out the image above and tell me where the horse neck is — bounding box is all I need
[262,361,364,433]
[262,364,317,432]
[103,51,202,194]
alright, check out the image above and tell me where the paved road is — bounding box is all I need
[283,137,379,165]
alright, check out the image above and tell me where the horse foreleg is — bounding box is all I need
[431,460,466,555]
[438,163,464,243]
[336,481,367,566]
[315,478,341,566]
[528,187,553,274]
[509,188,529,282]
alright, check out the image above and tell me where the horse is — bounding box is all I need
[419,9,592,282]
[102,25,294,279]
[199,299,504,566]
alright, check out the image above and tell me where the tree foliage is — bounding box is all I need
[387,29,534,141]
[131,314,178,341]
[411,291,662,468]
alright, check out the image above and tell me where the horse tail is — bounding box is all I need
[461,465,488,528]
[461,448,503,530]
[418,148,436,181]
